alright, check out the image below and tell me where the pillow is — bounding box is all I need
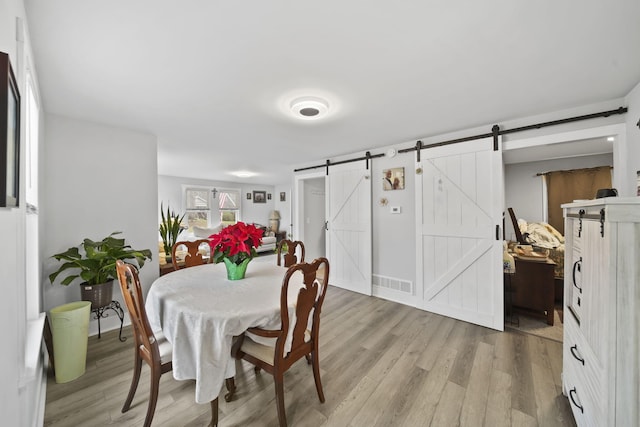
[193,224,223,238]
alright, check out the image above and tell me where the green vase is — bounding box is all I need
[223,257,251,280]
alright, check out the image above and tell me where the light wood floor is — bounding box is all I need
[44,286,576,427]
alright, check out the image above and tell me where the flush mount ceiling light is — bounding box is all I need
[231,171,257,178]
[290,96,329,120]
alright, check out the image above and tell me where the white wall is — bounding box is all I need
[274,184,292,238]
[42,114,159,336]
[625,81,640,195]
[158,174,282,229]
[504,153,613,241]
[0,0,45,425]
[372,152,416,282]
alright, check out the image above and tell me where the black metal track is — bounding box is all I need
[293,107,627,173]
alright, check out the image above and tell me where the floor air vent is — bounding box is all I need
[372,274,413,295]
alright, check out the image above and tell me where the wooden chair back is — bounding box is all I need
[116,260,174,427]
[116,260,161,366]
[277,257,328,368]
[508,207,527,244]
[171,239,211,270]
[276,239,306,267]
[235,257,329,427]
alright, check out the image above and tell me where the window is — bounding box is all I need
[25,73,39,207]
[185,187,211,229]
[219,189,240,225]
[24,69,40,320]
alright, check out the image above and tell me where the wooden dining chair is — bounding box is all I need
[171,239,211,271]
[276,239,305,267]
[233,257,329,427]
[116,260,173,427]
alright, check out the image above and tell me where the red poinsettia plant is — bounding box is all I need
[208,222,264,265]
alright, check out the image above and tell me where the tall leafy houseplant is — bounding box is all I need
[49,232,152,308]
[159,202,185,258]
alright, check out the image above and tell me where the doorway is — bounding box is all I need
[294,173,326,261]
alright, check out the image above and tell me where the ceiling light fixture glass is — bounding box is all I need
[290,96,329,120]
[231,171,257,178]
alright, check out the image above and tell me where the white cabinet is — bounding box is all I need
[562,198,640,427]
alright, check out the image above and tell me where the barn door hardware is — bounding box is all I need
[415,140,423,162]
[600,208,605,237]
[492,125,500,151]
[578,209,585,237]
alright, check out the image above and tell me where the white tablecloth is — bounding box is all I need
[145,261,289,404]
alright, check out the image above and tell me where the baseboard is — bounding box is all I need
[35,356,47,427]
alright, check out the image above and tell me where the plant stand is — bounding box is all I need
[92,301,126,342]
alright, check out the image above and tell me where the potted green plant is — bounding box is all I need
[159,202,185,263]
[208,222,263,280]
[49,232,152,309]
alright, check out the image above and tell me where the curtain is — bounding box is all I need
[545,166,612,235]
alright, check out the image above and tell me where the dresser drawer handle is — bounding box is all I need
[572,258,583,293]
[570,344,585,365]
[569,387,584,413]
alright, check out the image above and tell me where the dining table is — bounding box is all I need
[145,259,295,405]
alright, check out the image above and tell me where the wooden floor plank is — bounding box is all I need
[459,341,494,427]
[484,369,513,427]
[44,285,576,427]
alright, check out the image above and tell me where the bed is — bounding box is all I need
[507,208,566,313]
[508,208,565,280]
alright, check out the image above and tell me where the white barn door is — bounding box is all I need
[416,137,503,330]
[326,162,372,296]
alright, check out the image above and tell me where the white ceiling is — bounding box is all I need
[24,1,640,184]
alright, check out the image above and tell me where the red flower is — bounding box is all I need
[208,222,264,265]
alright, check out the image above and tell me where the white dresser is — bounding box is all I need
[562,198,640,427]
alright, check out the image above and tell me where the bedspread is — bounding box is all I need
[518,220,565,279]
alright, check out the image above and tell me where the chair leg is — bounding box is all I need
[274,374,287,427]
[224,377,236,402]
[311,351,325,403]
[122,353,142,412]
[208,397,218,427]
[143,365,162,427]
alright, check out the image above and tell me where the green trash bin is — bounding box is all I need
[50,301,92,383]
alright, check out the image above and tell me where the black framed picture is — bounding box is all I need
[280,192,286,202]
[267,193,272,200]
[246,192,252,200]
[253,190,266,203]
[0,52,20,208]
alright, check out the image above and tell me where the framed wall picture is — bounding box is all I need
[246,192,251,200]
[267,193,272,200]
[280,192,286,202]
[253,190,266,203]
[0,52,20,208]
[382,167,404,191]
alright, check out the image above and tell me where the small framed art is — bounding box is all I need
[280,192,286,202]
[382,167,404,191]
[253,190,266,203]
